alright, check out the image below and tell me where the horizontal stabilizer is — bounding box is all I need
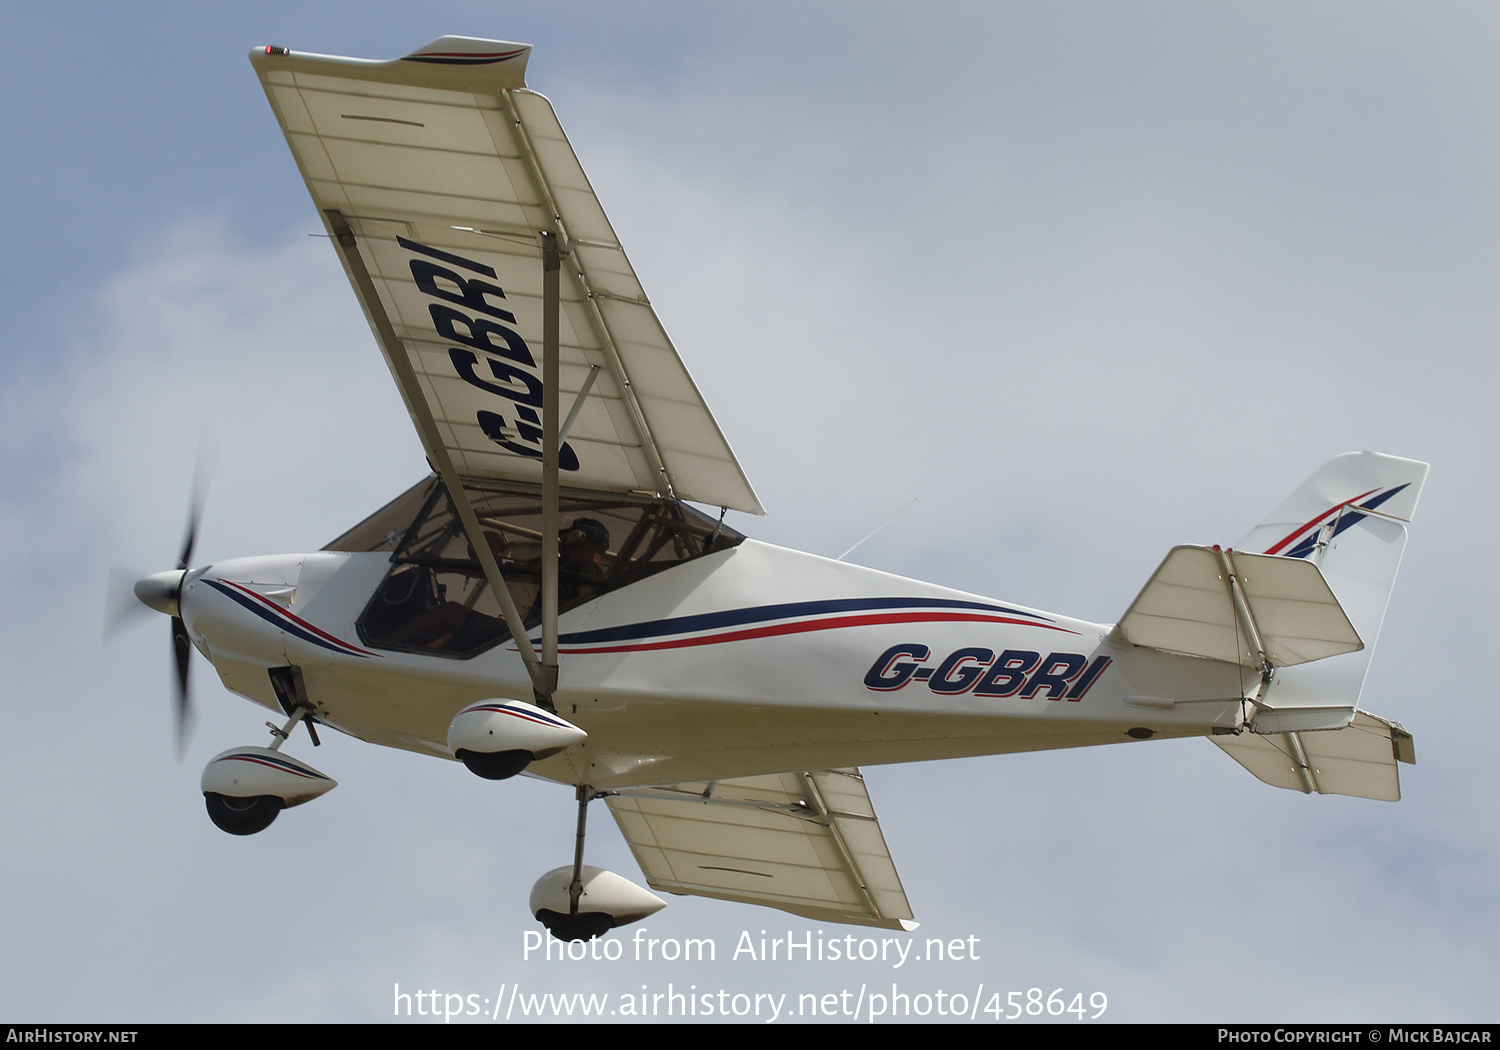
[606,768,915,930]
[1211,711,1414,801]
[1115,545,1362,669]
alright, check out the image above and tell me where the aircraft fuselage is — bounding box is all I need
[183,539,1247,788]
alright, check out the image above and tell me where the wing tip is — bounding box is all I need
[250,35,532,92]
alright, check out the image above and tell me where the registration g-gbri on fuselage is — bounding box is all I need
[130,36,1426,940]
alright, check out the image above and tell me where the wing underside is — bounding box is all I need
[250,38,761,514]
[606,768,916,930]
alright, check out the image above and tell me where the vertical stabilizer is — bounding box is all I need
[1237,452,1428,732]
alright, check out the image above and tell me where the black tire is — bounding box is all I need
[536,909,614,942]
[204,793,282,835]
[455,748,532,781]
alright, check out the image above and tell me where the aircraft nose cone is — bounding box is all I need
[134,570,186,616]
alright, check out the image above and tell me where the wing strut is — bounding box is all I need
[323,210,550,699]
[324,210,568,709]
[538,231,562,707]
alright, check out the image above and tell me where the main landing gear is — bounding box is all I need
[528,787,664,942]
[204,793,282,836]
[448,698,663,941]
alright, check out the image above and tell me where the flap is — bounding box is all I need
[606,768,916,930]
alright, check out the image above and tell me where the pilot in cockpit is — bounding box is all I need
[557,517,609,589]
[372,519,611,654]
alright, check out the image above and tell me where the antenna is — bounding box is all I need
[836,498,918,562]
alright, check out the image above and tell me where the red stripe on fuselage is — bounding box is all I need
[549,611,1076,656]
[218,580,375,656]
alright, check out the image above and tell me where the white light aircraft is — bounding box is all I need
[128,37,1426,941]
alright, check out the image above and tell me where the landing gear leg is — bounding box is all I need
[568,784,591,915]
[535,786,613,942]
[267,666,322,747]
[264,706,307,752]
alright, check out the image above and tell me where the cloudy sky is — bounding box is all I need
[3,2,1498,1024]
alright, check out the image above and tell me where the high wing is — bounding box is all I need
[606,769,917,930]
[250,37,761,514]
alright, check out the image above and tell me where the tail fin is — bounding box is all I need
[1235,452,1427,733]
[1211,453,1426,800]
[1239,451,1426,561]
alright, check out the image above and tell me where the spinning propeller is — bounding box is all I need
[110,456,212,754]
[168,501,200,753]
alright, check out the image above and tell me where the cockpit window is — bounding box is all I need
[322,477,439,553]
[342,478,743,658]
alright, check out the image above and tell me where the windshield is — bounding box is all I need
[334,478,743,658]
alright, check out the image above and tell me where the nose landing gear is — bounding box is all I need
[200,701,336,836]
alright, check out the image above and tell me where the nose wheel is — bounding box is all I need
[199,690,337,836]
